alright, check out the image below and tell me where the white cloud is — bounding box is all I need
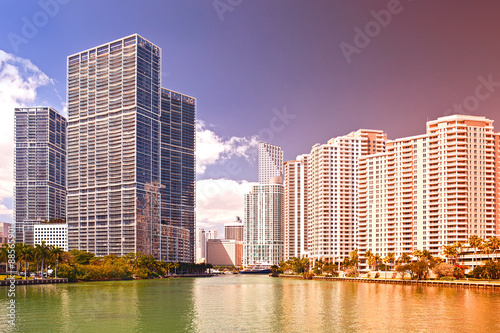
[196,178,256,233]
[196,120,259,174]
[0,204,12,216]
[0,50,55,221]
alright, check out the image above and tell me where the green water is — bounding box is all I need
[1,275,500,332]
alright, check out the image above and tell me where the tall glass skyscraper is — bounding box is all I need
[66,34,195,261]
[159,88,195,262]
[14,107,67,244]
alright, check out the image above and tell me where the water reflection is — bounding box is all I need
[1,276,499,332]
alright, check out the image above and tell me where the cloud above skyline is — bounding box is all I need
[0,50,56,222]
[196,119,259,175]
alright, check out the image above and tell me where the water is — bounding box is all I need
[1,275,500,332]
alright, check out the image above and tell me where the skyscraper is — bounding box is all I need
[14,107,66,245]
[358,115,499,268]
[66,34,195,261]
[243,181,284,266]
[258,142,283,184]
[159,88,196,262]
[225,216,244,241]
[283,154,308,260]
[307,130,386,264]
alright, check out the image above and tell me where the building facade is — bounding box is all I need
[358,115,499,268]
[14,107,66,245]
[224,217,244,241]
[283,154,309,260]
[66,34,195,261]
[34,224,68,251]
[196,228,206,263]
[243,183,284,266]
[206,239,243,266]
[306,130,386,264]
[258,142,283,184]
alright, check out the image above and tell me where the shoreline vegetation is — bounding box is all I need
[0,242,213,283]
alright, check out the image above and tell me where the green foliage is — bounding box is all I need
[439,276,455,281]
[470,260,500,279]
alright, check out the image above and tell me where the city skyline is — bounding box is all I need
[3,1,500,236]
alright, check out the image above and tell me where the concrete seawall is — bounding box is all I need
[0,278,69,286]
[312,276,500,289]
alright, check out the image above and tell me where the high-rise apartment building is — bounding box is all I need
[66,34,195,261]
[14,107,66,245]
[159,88,196,261]
[196,227,206,263]
[224,217,244,241]
[243,181,284,266]
[258,142,283,184]
[283,154,308,260]
[305,130,386,264]
[358,115,499,268]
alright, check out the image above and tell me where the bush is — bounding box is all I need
[439,276,455,281]
[433,263,454,279]
[374,272,380,279]
[302,272,314,280]
[345,267,358,277]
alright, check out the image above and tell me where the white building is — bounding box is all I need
[359,115,499,269]
[196,228,206,263]
[243,182,284,266]
[258,142,283,184]
[34,224,68,251]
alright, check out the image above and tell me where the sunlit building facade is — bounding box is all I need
[306,130,386,264]
[359,115,499,269]
[14,107,66,245]
[258,142,283,184]
[283,154,309,260]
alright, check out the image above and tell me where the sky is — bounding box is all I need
[1,0,500,235]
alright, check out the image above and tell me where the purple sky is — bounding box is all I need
[2,0,500,229]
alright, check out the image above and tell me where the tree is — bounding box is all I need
[385,253,395,272]
[18,244,34,280]
[433,262,454,279]
[479,242,492,262]
[397,253,411,265]
[442,244,458,264]
[50,246,64,278]
[469,235,483,268]
[365,250,374,271]
[0,244,9,273]
[34,241,50,277]
[487,237,500,261]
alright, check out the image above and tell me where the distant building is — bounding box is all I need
[258,142,283,185]
[206,239,243,266]
[243,182,284,266]
[283,154,309,260]
[14,107,67,245]
[206,229,218,240]
[196,228,206,263]
[0,222,13,245]
[34,224,68,251]
[225,217,244,241]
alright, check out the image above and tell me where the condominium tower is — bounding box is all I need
[258,142,283,184]
[66,34,195,261]
[358,115,499,268]
[283,130,386,264]
[14,107,67,244]
[243,180,284,266]
[283,154,308,260]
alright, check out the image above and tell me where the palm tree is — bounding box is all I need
[34,241,50,278]
[50,246,64,278]
[453,242,464,265]
[487,237,500,261]
[469,235,483,268]
[479,242,492,262]
[442,244,457,264]
[0,244,9,273]
[18,244,33,280]
[398,253,411,265]
[386,253,395,272]
[365,250,374,271]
